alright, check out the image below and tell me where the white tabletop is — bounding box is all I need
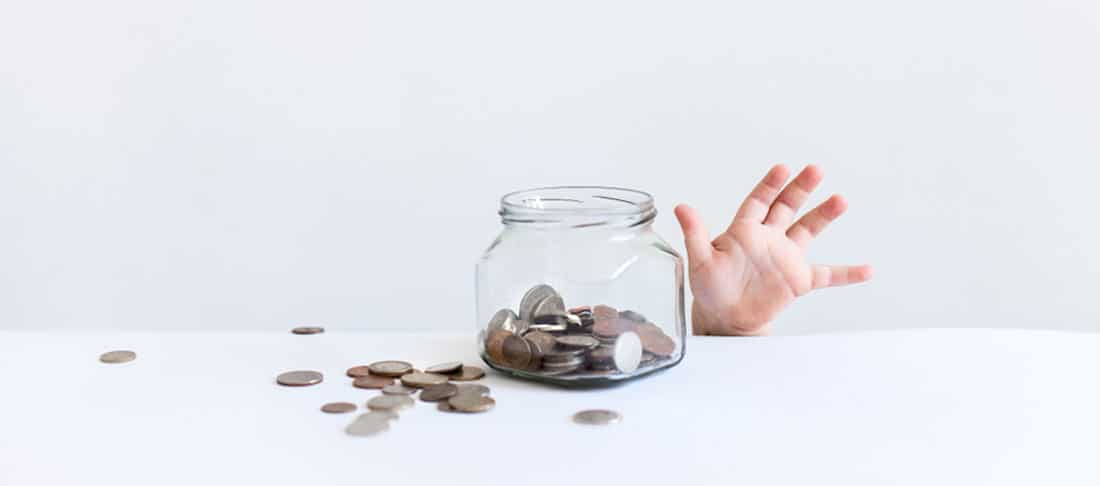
[2,329,1098,485]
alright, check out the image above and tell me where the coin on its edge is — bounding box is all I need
[573,409,622,425]
[99,350,136,364]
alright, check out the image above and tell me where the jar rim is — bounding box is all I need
[499,186,656,227]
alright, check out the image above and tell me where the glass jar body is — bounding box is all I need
[476,218,686,386]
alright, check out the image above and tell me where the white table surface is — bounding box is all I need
[2,329,1098,485]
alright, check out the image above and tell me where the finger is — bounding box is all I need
[811,264,874,290]
[674,203,713,268]
[787,194,848,249]
[732,164,790,225]
[763,164,823,228]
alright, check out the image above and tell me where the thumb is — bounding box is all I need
[674,203,713,268]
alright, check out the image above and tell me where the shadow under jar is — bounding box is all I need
[476,186,686,386]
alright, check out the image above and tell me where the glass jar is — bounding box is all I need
[476,186,686,386]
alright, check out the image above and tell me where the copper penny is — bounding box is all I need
[346,365,372,378]
[448,366,485,381]
[419,383,459,402]
[352,375,394,389]
[593,316,635,338]
[321,402,357,414]
[291,326,325,335]
[502,335,533,369]
[637,326,676,357]
[276,370,323,387]
[592,305,619,325]
[485,330,512,364]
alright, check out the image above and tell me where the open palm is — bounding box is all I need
[675,165,872,336]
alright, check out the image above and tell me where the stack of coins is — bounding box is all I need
[482,284,679,379]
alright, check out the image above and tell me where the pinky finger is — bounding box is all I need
[811,264,874,290]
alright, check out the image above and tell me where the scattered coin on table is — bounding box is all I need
[291,326,325,335]
[381,384,418,396]
[352,375,394,389]
[401,372,449,388]
[368,360,414,377]
[573,409,622,426]
[367,395,415,412]
[419,383,458,402]
[345,412,396,437]
[99,350,137,364]
[455,383,490,396]
[321,402,357,414]
[424,361,462,374]
[345,365,373,378]
[448,394,495,413]
[448,365,485,381]
[276,370,323,387]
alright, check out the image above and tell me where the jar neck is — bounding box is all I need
[499,207,657,230]
[498,186,657,230]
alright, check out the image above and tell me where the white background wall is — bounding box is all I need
[2,0,1098,333]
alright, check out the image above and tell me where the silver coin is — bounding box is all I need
[276,370,324,387]
[555,335,600,350]
[419,383,459,402]
[531,294,566,322]
[573,409,622,426]
[512,319,531,336]
[345,412,395,436]
[367,394,415,412]
[401,372,450,388]
[519,284,559,322]
[487,308,519,333]
[455,383,490,396]
[448,394,496,413]
[425,361,463,374]
[368,360,414,377]
[612,331,643,373]
[381,384,418,396]
[99,350,136,364]
[526,322,568,333]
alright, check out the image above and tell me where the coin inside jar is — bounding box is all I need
[448,394,496,413]
[401,372,449,388]
[487,308,519,333]
[419,383,459,402]
[612,331,643,373]
[519,284,559,322]
[555,335,600,350]
[368,360,415,377]
[276,370,324,387]
[352,375,394,389]
[501,335,533,369]
[485,329,512,364]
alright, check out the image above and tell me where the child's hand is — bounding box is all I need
[674,165,873,336]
